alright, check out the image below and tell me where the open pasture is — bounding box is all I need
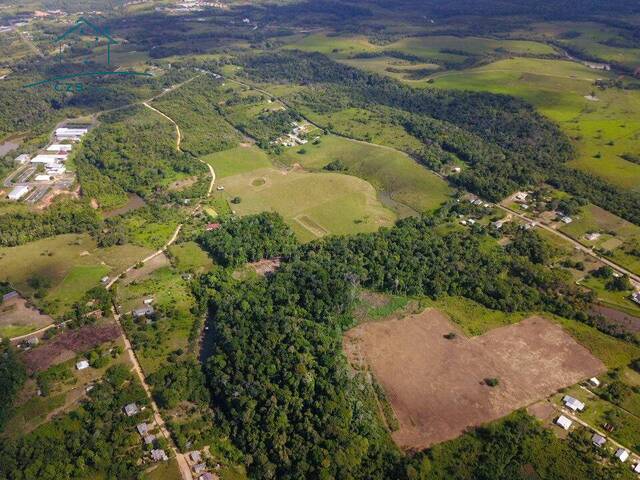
[430,57,640,191]
[344,310,605,450]
[202,145,272,179]
[216,166,396,242]
[278,135,451,214]
[0,295,53,338]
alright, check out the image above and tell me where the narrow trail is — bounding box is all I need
[143,102,182,152]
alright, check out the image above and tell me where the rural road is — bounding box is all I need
[498,204,640,286]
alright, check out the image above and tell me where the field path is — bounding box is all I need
[143,102,182,152]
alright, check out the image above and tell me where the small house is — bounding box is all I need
[14,154,30,164]
[632,292,640,305]
[451,166,461,174]
[585,232,601,241]
[193,463,207,474]
[559,215,573,224]
[124,403,139,417]
[206,223,221,231]
[199,473,215,480]
[555,415,572,430]
[144,434,156,445]
[133,306,155,319]
[615,448,629,463]
[151,449,168,462]
[143,298,154,305]
[592,434,606,448]
[491,220,504,229]
[76,359,90,370]
[563,395,585,412]
[101,276,110,284]
[467,219,476,226]
[633,463,640,474]
[514,192,528,202]
[136,423,148,436]
[26,336,39,347]
[190,451,202,463]
[589,377,600,388]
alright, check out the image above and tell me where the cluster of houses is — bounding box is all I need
[275,122,310,147]
[188,450,219,480]
[124,402,169,463]
[555,380,640,472]
[157,0,224,14]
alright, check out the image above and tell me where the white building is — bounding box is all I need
[589,377,601,387]
[632,292,640,305]
[55,127,88,140]
[633,463,640,474]
[615,448,629,463]
[563,395,585,412]
[7,185,29,200]
[76,360,90,370]
[31,154,67,164]
[514,192,529,202]
[35,174,52,182]
[555,415,572,430]
[46,144,73,152]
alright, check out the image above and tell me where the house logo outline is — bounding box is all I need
[56,17,118,66]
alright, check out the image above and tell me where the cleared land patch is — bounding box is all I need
[201,145,272,179]
[344,310,605,450]
[0,295,53,338]
[217,166,396,242]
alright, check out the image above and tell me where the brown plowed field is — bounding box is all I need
[344,310,605,450]
[22,322,121,373]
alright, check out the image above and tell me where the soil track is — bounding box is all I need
[344,310,605,450]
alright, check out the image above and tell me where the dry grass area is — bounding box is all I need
[344,310,605,450]
[122,252,170,285]
[0,296,53,334]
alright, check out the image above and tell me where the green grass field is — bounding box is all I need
[202,145,272,179]
[277,135,451,214]
[168,241,214,273]
[580,275,640,317]
[429,57,640,191]
[45,265,110,316]
[216,166,397,242]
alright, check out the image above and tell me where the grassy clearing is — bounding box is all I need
[580,275,640,317]
[45,265,110,316]
[560,204,640,275]
[202,145,272,179]
[143,459,182,480]
[216,166,396,242]
[277,135,451,214]
[168,241,214,273]
[421,296,528,336]
[429,57,640,191]
[551,315,640,369]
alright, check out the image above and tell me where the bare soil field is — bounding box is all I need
[22,322,121,373]
[0,296,53,333]
[247,258,281,276]
[344,310,605,450]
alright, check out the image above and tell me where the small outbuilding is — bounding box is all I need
[589,377,601,388]
[199,473,215,480]
[193,463,207,474]
[555,415,572,430]
[76,359,90,370]
[136,423,148,436]
[633,463,640,474]
[144,434,156,445]
[190,451,202,463]
[615,448,629,463]
[133,305,155,319]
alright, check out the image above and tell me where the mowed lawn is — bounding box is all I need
[278,135,452,214]
[428,57,640,191]
[216,166,397,242]
[201,145,272,179]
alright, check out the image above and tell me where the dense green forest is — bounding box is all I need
[0,340,27,432]
[195,212,610,479]
[0,200,99,247]
[239,51,640,225]
[198,212,297,267]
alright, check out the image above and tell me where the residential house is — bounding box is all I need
[133,306,155,319]
[136,423,149,435]
[124,403,139,417]
[589,377,601,387]
[562,395,585,412]
[14,154,30,164]
[7,186,29,201]
[199,473,215,480]
[615,448,629,463]
[193,463,207,474]
[190,451,202,463]
[151,449,168,462]
[592,434,606,448]
[2,291,19,303]
[633,463,640,474]
[632,292,640,305]
[144,434,156,445]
